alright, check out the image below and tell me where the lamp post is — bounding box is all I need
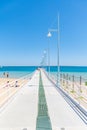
[43,50,47,71]
[42,55,44,69]
[47,32,51,77]
[47,14,60,87]
[41,50,47,70]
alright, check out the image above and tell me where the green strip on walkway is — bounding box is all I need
[36,72,52,130]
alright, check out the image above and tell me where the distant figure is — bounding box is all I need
[6,73,9,78]
[3,72,5,76]
[3,72,9,78]
[15,81,18,87]
[6,81,10,87]
[3,72,6,78]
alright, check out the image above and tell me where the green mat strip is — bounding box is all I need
[36,72,52,130]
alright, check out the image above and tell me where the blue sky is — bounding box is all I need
[0,0,87,66]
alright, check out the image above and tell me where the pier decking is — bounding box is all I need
[0,69,86,130]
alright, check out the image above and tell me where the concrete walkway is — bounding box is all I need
[0,70,39,130]
[0,69,87,130]
[41,70,87,130]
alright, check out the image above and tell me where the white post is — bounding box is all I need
[47,32,51,77]
[57,13,60,87]
[48,38,50,76]
[47,13,60,83]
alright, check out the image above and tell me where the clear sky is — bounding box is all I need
[0,0,87,66]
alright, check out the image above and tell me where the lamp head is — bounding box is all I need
[44,50,46,54]
[47,32,52,37]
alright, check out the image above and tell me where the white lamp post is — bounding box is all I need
[43,50,47,70]
[41,50,47,70]
[42,55,44,69]
[47,14,60,87]
[47,32,52,77]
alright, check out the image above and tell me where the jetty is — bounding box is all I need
[0,69,87,130]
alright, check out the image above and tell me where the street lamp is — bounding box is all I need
[43,50,47,71]
[47,31,52,77]
[42,55,44,69]
[47,14,60,87]
[41,50,47,70]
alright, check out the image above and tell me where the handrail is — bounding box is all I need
[42,69,87,124]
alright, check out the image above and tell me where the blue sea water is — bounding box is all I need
[47,66,87,72]
[0,66,38,78]
[46,66,87,79]
[0,66,38,72]
[0,66,87,79]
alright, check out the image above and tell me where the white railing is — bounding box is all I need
[49,72,87,109]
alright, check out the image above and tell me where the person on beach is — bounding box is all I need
[15,81,18,87]
[3,72,5,77]
[3,72,6,78]
[3,72,9,78]
[6,73,9,78]
[6,81,10,87]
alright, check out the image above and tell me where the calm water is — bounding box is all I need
[46,66,87,79]
[0,66,38,78]
[46,66,87,72]
[0,66,87,79]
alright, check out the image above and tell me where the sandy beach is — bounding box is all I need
[0,77,29,107]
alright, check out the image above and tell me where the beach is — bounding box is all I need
[0,67,36,107]
[0,77,30,107]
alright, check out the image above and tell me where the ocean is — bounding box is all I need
[0,66,38,78]
[47,66,87,72]
[46,66,87,80]
[0,66,87,79]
